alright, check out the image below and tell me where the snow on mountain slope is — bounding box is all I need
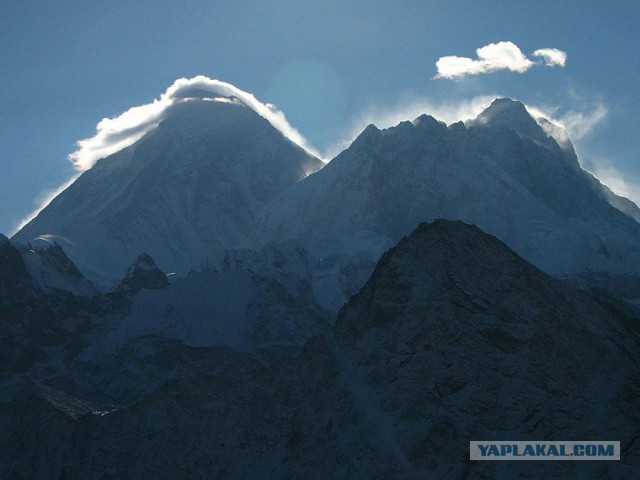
[332,220,640,477]
[3,220,639,478]
[204,240,316,301]
[12,94,640,309]
[116,253,169,294]
[13,98,322,288]
[477,99,640,222]
[257,98,640,308]
[14,235,97,297]
[96,267,329,354]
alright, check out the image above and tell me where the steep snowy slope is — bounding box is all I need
[258,98,640,306]
[13,98,322,288]
[14,236,97,297]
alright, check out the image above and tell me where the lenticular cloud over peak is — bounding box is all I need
[69,75,319,170]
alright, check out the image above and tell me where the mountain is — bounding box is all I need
[331,220,640,477]
[2,220,638,478]
[5,78,640,477]
[14,235,97,297]
[258,98,640,308]
[13,96,640,308]
[13,98,323,288]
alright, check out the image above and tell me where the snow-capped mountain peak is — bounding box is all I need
[412,113,446,130]
[258,97,640,309]
[13,97,323,288]
[467,97,548,141]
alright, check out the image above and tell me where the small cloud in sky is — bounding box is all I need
[532,48,567,67]
[435,41,567,79]
[70,75,320,171]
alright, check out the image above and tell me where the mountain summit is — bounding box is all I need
[12,94,640,306]
[468,98,544,139]
[258,98,640,308]
[13,98,322,287]
[333,220,640,477]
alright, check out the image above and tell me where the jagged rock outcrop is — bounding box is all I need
[117,253,169,294]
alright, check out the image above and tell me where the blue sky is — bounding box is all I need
[1,0,639,235]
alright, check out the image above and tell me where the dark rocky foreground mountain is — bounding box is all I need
[2,221,639,478]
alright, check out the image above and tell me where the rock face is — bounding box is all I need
[117,253,169,294]
[0,234,31,304]
[13,99,322,287]
[334,220,640,477]
[16,236,97,297]
[2,221,639,478]
[0,237,101,384]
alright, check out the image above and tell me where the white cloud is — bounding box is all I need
[435,41,566,79]
[532,48,567,67]
[70,75,320,171]
[557,102,608,141]
[70,101,168,170]
[474,41,534,72]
